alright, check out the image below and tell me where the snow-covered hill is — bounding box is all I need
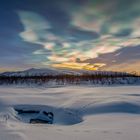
[0,68,81,76]
[0,68,131,77]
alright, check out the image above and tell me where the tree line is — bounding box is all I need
[0,72,140,86]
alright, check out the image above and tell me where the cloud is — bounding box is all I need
[51,62,106,71]
[1,0,138,72]
[70,0,140,37]
[17,10,100,66]
[113,28,133,37]
[18,9,140,71]
[82,45,140,72]
[18,11,51,43]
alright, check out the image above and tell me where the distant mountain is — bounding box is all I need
[0,68,81,76]
[0,68,131,77]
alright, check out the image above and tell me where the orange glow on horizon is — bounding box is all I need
[51,62,106,71]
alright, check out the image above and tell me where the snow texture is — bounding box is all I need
[0,86,140,140]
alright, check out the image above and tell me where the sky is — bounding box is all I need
[0,0,140,73]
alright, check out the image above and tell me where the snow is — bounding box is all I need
[0,68,82,76]
[0,86,140,140]
[0,67,130,76]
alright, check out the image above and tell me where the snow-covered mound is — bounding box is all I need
[14,105,82,125]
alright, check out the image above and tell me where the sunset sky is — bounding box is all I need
[0,0,140,72]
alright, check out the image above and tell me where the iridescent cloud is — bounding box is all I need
[0,0,140,72]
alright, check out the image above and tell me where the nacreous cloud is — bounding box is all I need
[18,11,51,43]
[17,0,140,72]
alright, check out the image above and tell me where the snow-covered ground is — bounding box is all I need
[0,86,140,140]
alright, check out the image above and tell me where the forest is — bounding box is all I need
[0,72,139,86]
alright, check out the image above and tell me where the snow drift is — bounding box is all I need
[0,86,140,140]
